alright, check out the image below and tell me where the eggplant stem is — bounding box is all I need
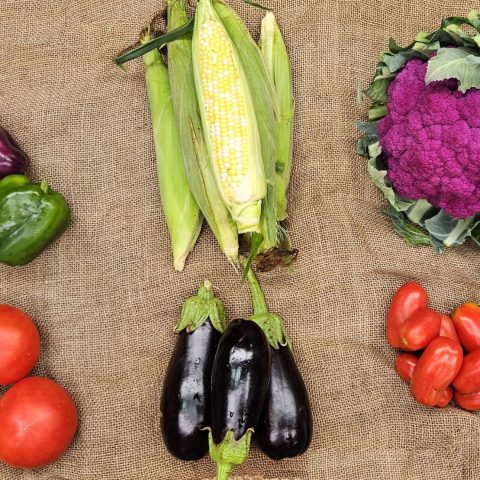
[246,267,290,349]
[198,279,214,301]
[216,463,233,480]
[246,267,268,315]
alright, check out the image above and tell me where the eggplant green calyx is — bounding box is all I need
[175,280,226,334]
[208,429,253,480]
[246,267,290,349]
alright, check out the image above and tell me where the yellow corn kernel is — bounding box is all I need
[193,0,266,234]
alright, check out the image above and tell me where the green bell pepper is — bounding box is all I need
[0,174,71,266]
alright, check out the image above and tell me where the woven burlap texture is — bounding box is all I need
[1,0,480,479]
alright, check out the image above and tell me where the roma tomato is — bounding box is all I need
[452,349,480,395]
[410,337,463,407]
[387,282,428,348]
[0,305,40,385]
[395,353,418,382]
[0,377,78,468]
[399,308,441,351]
[439,315,460,343]
[394,353,451,407]
[436,386,453,408]
[452,303,480,352]
[455,390,480,411]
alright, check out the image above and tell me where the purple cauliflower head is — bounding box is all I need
[378,58,480,219]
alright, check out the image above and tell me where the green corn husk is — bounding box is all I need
[212,0,279,251]
[192,0,267,235]
[259,11,294,222]
[166,0,239,262]
[141,30,202,271]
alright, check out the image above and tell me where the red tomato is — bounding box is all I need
[410,337,463,407]
[0,305,40,385]
[455,390,480,411]
[439,314,460,343]
[395,353,452,407]
[395,353,418,382]
[387,282,428,348]
[0,377,78,468]
[452,349,480,395]
[452,303,480,352]
[436,386,453,408]
[399,308,441,351]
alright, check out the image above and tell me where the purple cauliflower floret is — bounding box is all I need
[378,58,480,219]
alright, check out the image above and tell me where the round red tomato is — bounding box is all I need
[0,377,78,468]
[0,305,40,385]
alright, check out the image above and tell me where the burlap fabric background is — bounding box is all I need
[1,0,480,479]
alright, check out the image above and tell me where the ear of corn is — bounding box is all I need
[141,31,202,271]
[192,0,268,235]
[259,12,294,222]
[213,0,280,249]
[166,0,239,262]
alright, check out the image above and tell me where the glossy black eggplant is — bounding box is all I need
[161,321,220,459]
[208,318,271,480]
[245,267,313,460]
[256,345,313,459]
[211,319,272,445]
[160,280,225,461]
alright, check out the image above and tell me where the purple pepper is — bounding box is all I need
[0,127,29,179]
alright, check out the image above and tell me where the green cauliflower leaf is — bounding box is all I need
[426,47,480,92]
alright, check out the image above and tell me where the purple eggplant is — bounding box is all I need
[0,127,29,179]
[256,346,313,459]
[246,268,313,460]
[209,318,271,480]
[211,319,271,444]
[161,320,221,460]
[160,281,225,461]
